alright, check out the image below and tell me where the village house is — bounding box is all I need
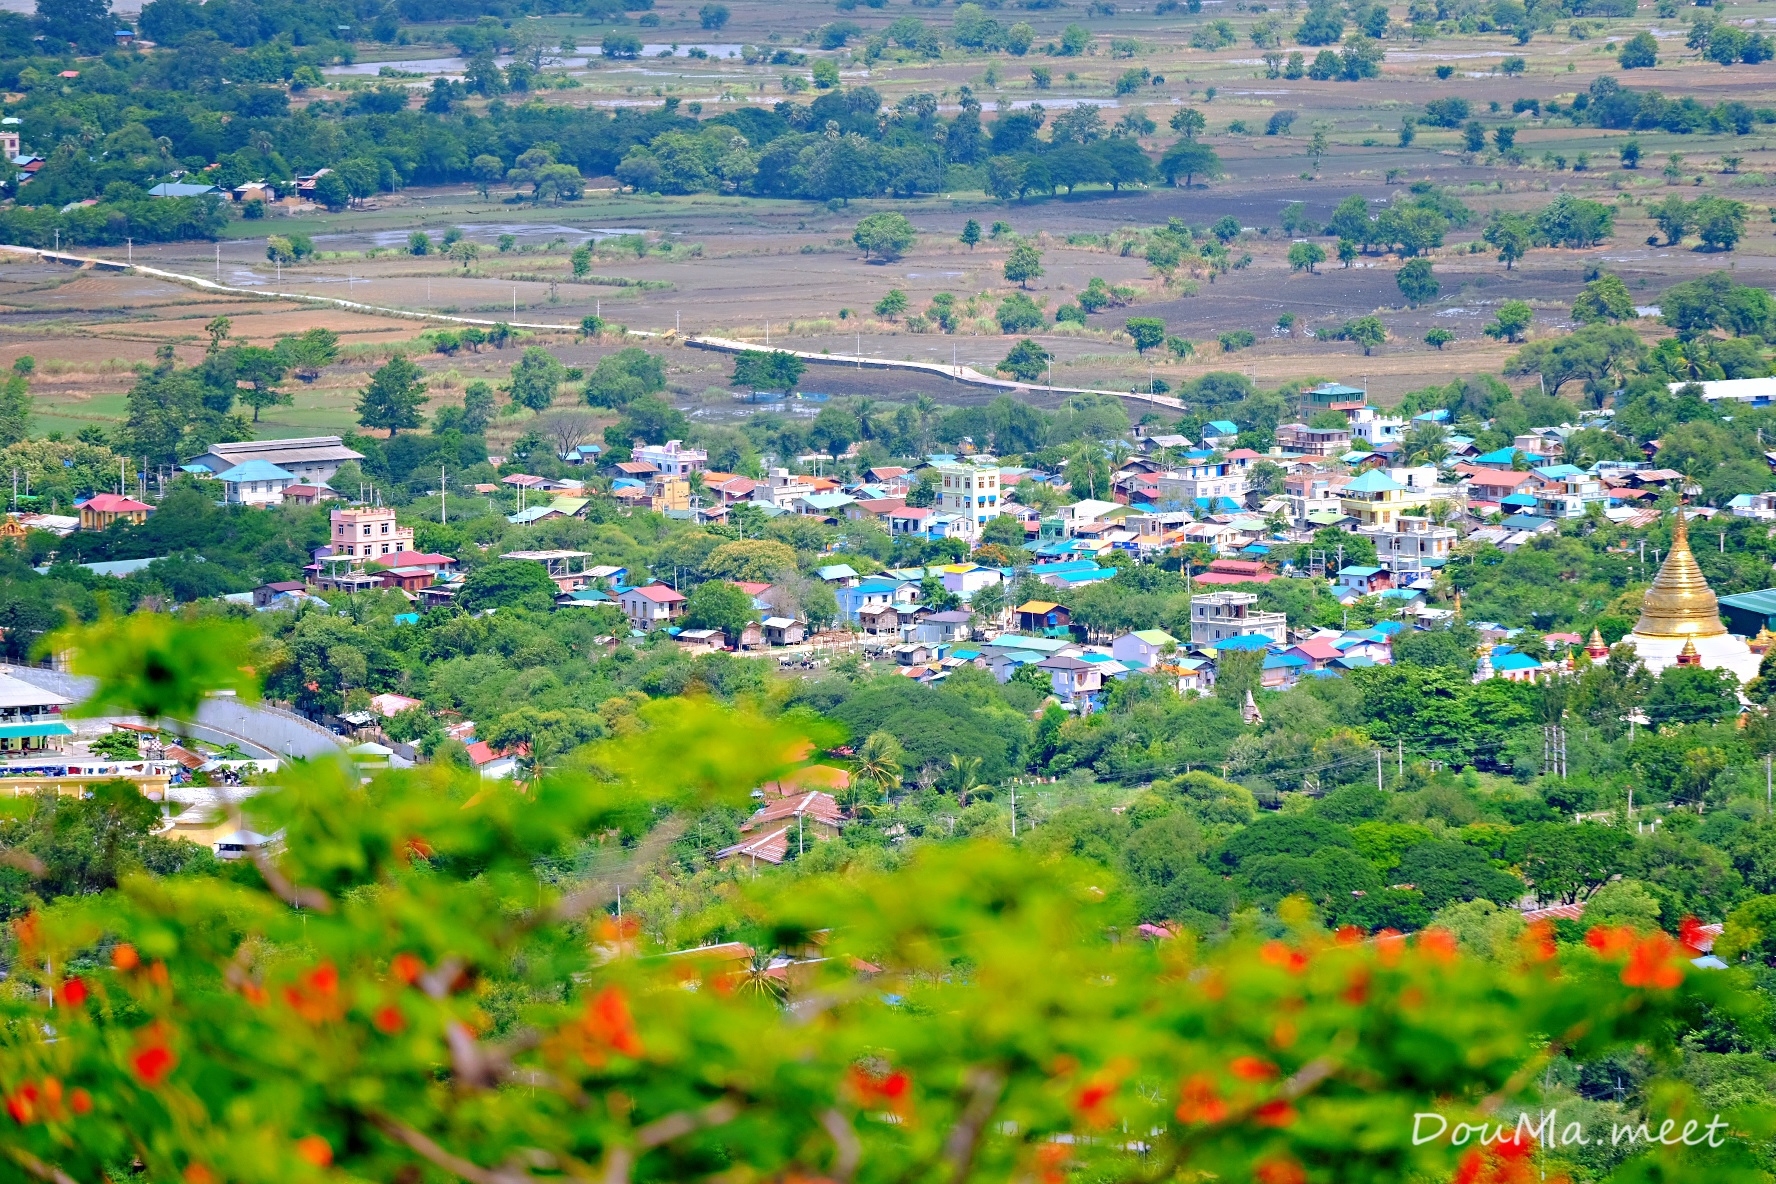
[79,493,152,531]
[1189,591,1288,646]
[618,583,688,630]
[1111,629,1178,669]
[1037,654,1104,708]
[216,460,300,506]
[1015,600,1071,633]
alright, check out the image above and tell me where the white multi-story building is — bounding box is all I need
[1358,515,1458,575]
[1154,459,1247,511]
[1189,592,1289,646]
[634,439,707,477]
[934,463,1000,536]
[1349,407,1405,446]
[752,468,816,510]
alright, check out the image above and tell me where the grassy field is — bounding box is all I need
[6,0,1776,440]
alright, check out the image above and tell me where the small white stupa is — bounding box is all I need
[1619,508,1761,683]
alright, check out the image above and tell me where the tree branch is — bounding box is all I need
[600,1099,742,1184]
[548,819,683,926]
[9,1148,81,1184]
[941,1067,1005,1183]
[821,1107,862,1183]
[369,1113,528,1184]
[232,808,332,913]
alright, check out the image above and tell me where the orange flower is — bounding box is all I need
[1334,925,1365,946]
[583,986,644,1059]
[402,835,434,863]
[1417,928,1458,963]
[389,953,424,986]
[1253,1099,1297,1128]
[1270,1019,1298,1049]
[112,944,139,971]
[57,976,87,1009]
[133,1043,176,1086]
[1254,1156,1307,1184]
[184,1166,215,1184]
[1454,1141,1538,1184]
[13,912,38,952]
[1375,929,1406,967]
[295,1136,332,1167]
[1585,925,1635,959]
[1621,932,1685,990]
[373,1005,405,1034]
[6,1083,38,1124]
[1073,1080,1116,1127]
[848,1066,914,1118]
[1259,941,1309,973]
[285,963,343,1024]
[1229,1056,1277,1081]
[596,916,642,943]
[1520,921,1556,963]
[1678,915,1711,954]
[1341,968,1370,1005]
[1174,1074,1227,1125]
[1033,1143,1070,1184]
[69,1089,90,1116]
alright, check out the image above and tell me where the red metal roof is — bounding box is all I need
[626,584,686,603]
[83,493,152,513]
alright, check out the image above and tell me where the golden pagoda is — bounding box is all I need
[1585,627,1609,660]
[1631,508,1726,639]
[1621,508,1760,681]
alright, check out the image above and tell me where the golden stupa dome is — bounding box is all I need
[1632,509,1727,639]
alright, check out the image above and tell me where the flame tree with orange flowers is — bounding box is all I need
[0,614,1769,1184]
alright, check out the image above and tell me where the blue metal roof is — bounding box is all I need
[1212,633,1275,652]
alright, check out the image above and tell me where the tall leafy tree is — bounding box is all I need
[509,347,566,415]
[356,355,427,437]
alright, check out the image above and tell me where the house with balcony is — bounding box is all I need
[1275,423,1351,458]
[1188,591,1287,646]
[1301,382,1368,416]
[633,440,707,477]
[1358,515,1458,575]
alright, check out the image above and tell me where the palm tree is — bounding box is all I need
[853,398,878,441]
[737,947,788,1002]
[1403,422,1449,466]
[852,731,904,807]
[946,754,983,807]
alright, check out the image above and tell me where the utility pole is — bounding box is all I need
[440,465,447,525]
[1376,748,1383,791]
[1396,736,1402,780]
[1010,783,1017,838]
[125,237,131,264]
[214,243,219,282]
[1767,753,1771,815]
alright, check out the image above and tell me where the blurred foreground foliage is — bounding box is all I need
[0,616,1770,1184]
